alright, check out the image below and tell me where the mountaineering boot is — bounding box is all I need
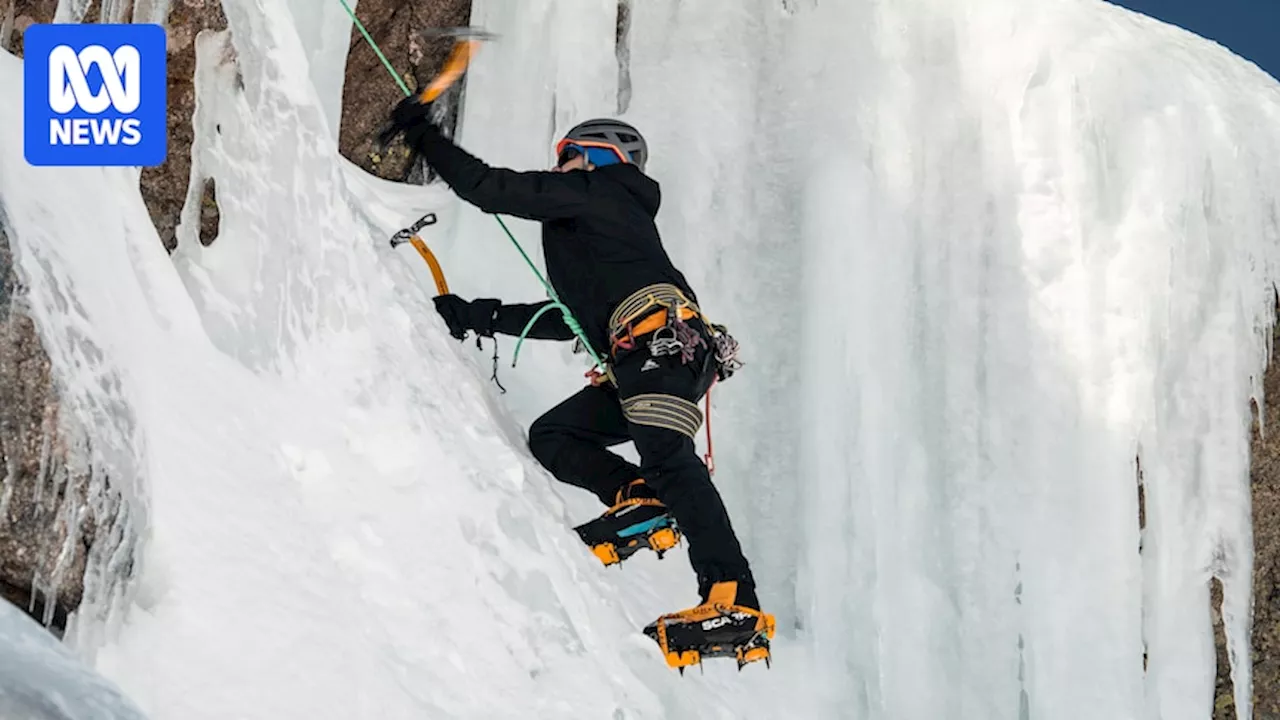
[643,579,776,673]
[574,480,682,566]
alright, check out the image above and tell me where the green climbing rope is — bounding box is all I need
[337,1,608,373]
[338,0,411,97]
[493,215,604,368]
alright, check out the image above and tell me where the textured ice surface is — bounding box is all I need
[2,0,1280,718]
[0,599,147,720]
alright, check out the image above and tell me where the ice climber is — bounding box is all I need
[381,95,775,669]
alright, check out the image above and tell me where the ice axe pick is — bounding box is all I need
[389,213,449,295]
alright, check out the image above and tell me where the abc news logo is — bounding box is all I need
[48,44,144,146]
[24,24,166,167]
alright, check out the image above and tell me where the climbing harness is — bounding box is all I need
[603,284,745,475]
[607,284,743,383]
[608,284,703,359]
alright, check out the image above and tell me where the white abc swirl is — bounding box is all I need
[47,44,141,114]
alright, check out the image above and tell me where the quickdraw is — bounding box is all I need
[708,323,743,381]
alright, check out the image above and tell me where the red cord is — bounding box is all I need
[704,377,717,475]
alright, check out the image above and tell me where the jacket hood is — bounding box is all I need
[600,163,661,217]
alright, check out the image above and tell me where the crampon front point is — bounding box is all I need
[643,599,776,674]
[574,497,681,567]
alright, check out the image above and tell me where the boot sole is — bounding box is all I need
[643,605,776,672]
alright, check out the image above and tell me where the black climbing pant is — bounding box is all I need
[527,332,756,604]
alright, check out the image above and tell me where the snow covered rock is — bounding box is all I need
[0,223,89,632]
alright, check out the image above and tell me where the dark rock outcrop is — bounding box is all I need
[141,0,228,251]
[0,222,88,634]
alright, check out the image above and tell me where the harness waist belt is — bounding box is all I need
[624,306,698,339]
[609,283,702,333]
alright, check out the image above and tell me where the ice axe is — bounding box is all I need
[390,213,449,295]
[413,27,498,103]
[374,25,497,151]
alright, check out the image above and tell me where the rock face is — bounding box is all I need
[2,0,56,58]
[140,0,229,251]
[1230,310,1280,719]
[1,0,118,637]
[0,225,89,634]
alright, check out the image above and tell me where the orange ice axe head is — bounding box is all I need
[414,27,498,104]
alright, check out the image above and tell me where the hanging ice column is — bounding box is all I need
[807,4,1279,719]
[614,0,1280,718]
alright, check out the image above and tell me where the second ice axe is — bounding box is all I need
[390,213,449,295]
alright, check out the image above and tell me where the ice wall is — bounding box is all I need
[616,1,1280,718]
[0,599,147,720]
[3,0,1280,717]
[455,0,1280,716]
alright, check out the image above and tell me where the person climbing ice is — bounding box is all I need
[380,95,775,671]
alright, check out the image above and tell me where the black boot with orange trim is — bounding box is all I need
[643,579,776,674]
[573,480,682,566]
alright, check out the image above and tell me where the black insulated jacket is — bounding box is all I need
[404,122,697,356]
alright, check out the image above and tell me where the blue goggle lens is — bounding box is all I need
[557,144,625,168]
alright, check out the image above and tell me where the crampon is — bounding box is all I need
[574,495,681,567]
[643,585,776,673]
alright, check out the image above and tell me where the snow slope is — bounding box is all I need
[2,0,1280,718]
[0,599,145,720]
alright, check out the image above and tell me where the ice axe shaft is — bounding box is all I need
[418,26,499,41]
[390,213,449,295]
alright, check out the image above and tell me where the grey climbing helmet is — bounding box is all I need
[556,118,649,172]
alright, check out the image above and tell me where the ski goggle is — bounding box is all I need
[555,138,629,168]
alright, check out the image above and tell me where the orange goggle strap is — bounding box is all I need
[555,137,630,165]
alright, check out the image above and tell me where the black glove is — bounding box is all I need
[433,295,501,340]
[377,94,436,149]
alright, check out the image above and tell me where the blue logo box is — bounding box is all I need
[24,23,167,167]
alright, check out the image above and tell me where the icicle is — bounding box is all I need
[52,0,94,23]
[131,0,172,24]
